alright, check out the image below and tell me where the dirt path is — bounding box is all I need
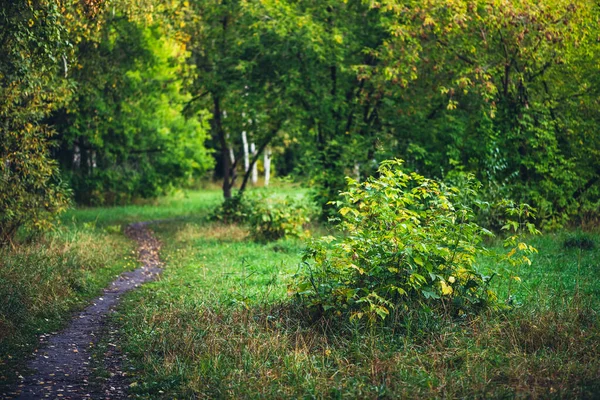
[8,222,162,400]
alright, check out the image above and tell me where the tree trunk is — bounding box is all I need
[213,96,232,199]
[264,146,272,187]
[239,126,280,194]
[250,142,258,184]
[242,130,249,172]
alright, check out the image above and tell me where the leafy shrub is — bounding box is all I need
[293,160,538,322]
[245,193,314,242]
[444,170,509,231]
[211,194,250,224]
[212,192,315,242]
[0,1,72,246]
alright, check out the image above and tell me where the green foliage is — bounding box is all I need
[245,193,314,242]
[212,191,314,242]
[93,190,600,398]
[53,15,213,205]
[236,0,600,225]
[367,0,600,227]
[0,131,71,245]
[294,160,538,321]
[210,194,250,224]
[0,1,71,245]
[563,231,596,251]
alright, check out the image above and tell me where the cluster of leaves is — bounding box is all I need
[0,1,71,245]
[52,7,213,205]
[217,0,599,226]
[211,194,250,224]
[1,0,215,243]
[293,160,538,322]
[365,0,600,228]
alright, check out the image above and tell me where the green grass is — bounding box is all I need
[61,183,305,228]
[2,187,599,398]
[60,189,222,228]
[110,206,600,398]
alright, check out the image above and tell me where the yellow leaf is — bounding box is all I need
[339,207,352,216]
[441,281,453,295]
[350,264,365,275]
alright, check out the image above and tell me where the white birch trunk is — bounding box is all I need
[225,133,235,165]
[241,131,249,172]
[250,143,258,184]
[353,162,360,181]
[264,146,272,187]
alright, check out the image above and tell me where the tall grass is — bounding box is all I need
[0,225,134,385]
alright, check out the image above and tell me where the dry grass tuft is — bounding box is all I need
[174,222,249,243]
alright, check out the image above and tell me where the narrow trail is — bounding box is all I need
[7,222,163,400]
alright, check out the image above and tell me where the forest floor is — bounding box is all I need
[1,188,600,399]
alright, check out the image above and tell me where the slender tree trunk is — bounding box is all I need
[228,136,236,166]
[250,142,258,184]
[242,131,249,172]
[353,162,360,181]
[213,96,232,199]
[264,146,272,187]
[239,126,280,194]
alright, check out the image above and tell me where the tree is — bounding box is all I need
[245,0,390,218]
[370,0,600,226]
[183,0,323,202]
[0,1,71,245]
[51,6,213,205]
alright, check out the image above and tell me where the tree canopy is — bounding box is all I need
[1,0,599,243]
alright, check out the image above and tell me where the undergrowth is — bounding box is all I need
[112,218,600,398]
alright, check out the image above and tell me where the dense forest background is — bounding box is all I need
[2,0,599,244]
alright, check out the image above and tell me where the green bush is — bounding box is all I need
[211,194,252,224]
[0,1,71,246]
[293,159,538,322]
[246,193,314,242]
[212,192,314,242]
[563,231,596,251]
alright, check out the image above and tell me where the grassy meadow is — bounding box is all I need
[1,187,599,398]
[113,216,600,398]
